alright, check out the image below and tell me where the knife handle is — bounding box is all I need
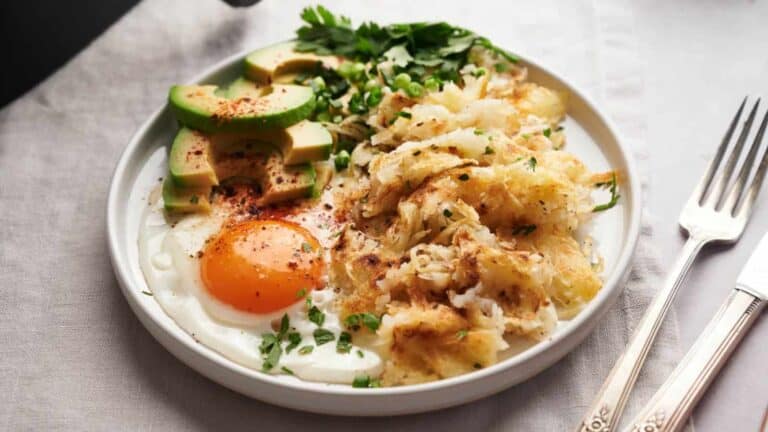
[625,289,765,432]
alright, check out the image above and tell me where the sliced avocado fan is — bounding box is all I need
[164,127,329,213]
[169,83,315,133]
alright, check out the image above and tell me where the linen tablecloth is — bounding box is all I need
[2,0,766,430]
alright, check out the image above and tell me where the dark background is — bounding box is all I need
[1,1,141,108]
[1,0,258,108]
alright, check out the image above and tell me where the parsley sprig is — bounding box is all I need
[296,6,518,84]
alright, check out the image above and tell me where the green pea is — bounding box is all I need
[393,73,412,89]
[405,82,423,98]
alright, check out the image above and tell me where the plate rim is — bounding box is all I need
[107,44,642,414]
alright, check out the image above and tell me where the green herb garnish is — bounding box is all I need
[344,312,381,332]
[281,366,295,375]
[443,208,453,218]
[308,305,325,327]
[337,331,353,353]
[335,150,351,171]
[593,173,620,212]
[527,157,537,172]
[484,146,494,155]
[511,224,537,236]
[458,173,470,181]
[259,333,282,371]
[298,345,314,355]
[352,374,381,388]
[313,328,335,345]
[301,242,313,253]
[456,329,468,340]
[389,110,412,124]
[285,332,302,353]
[543,128,552,138]
[295,6,518,85]
[295,288,307,299]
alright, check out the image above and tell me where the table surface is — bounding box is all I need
[1,0,766,430]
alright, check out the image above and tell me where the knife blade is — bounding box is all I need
[736,231,768,300]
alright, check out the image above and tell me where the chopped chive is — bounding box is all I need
[298,345,314,355]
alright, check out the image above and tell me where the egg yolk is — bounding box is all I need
[200,220,323,314]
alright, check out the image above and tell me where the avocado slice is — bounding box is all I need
[162,177,211,213]
[224,77,262,100]
[261,154,316,205]
[169,84,315,133]
[310,161,334,198]
[168,128,218,187]
[244,41,339,84]
[279,121,333,165]
[224,79,333,164]
[164,134,318,213]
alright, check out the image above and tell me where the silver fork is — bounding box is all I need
[577,98,768,432]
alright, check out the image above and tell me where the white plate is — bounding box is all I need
[107,47,641,416]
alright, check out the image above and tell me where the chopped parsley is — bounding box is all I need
[352,375,381,388]
[389,111,412,124]
[484,146,495,155]
[543,128,552,138]
[313,328,335,345]
[456,329,468,340]
[356,349,365,358]
[458,173,470,181]
[301,242,313,253]
[344,314,360,330]
[443,208,453,218]
[474,128,485,135]
[281,366,295,375]
[344,312,381,332]
[278,314,290,339]
[527,157,537,172]
[593,173,620,212]
[308,304,325,327]
[511,224,537,236]
[259,333,282,371]
[295,288,307,299]
[298,345,314,355]
[285,332,302,353]
[336,331,353,353]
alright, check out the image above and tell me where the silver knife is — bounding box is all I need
[625,231,768,432]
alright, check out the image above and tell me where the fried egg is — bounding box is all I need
[138,183,382,383]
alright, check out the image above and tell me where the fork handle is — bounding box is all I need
[625,289,765,432]
[577,236,707,432]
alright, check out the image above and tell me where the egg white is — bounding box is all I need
[138,187,382,384]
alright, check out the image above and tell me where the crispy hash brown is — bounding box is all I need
[328,50,613,385]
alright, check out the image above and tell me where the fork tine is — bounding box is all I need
[724,106,768,214]
[693,97,746,205]
[707,98,760,208]
[736,114,768,219]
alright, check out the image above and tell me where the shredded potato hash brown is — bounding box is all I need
[329,48,614,385]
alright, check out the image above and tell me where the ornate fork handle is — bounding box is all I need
[625,288,765,432]
[577,236,708,432]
